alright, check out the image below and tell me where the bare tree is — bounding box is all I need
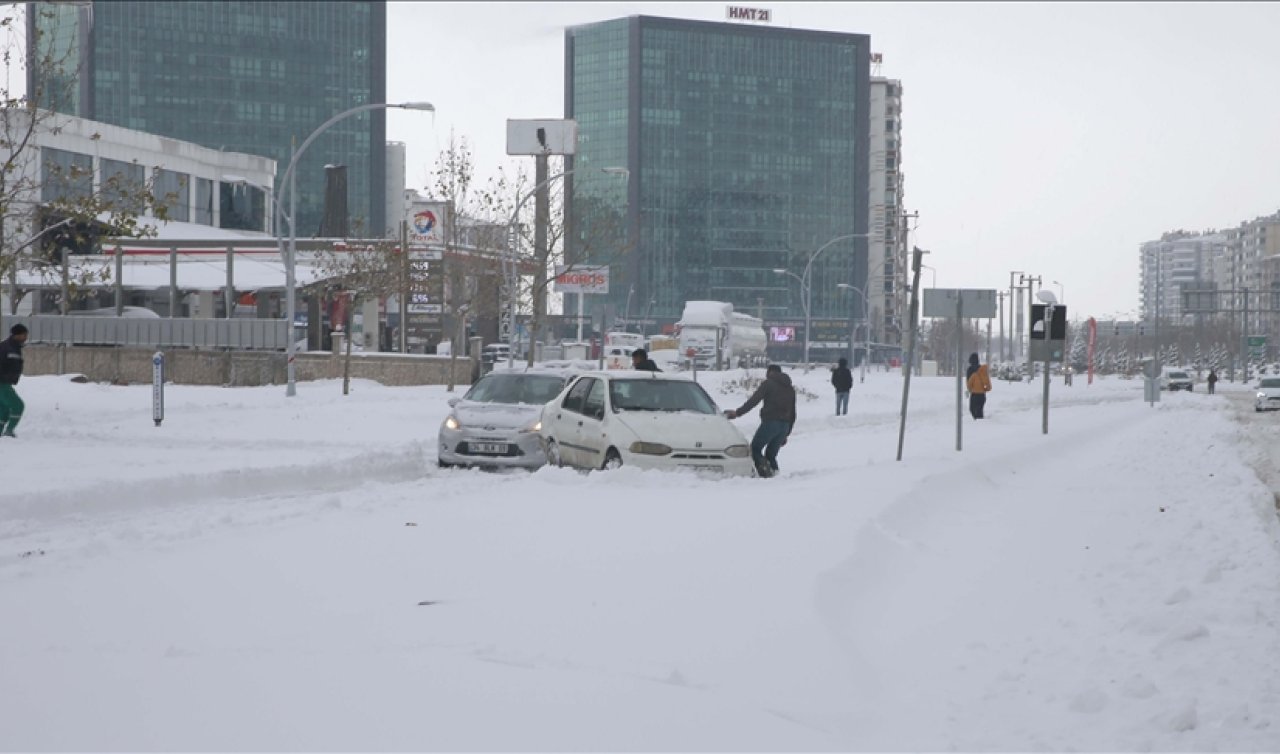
[1,5,169,324]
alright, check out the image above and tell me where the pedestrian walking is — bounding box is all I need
[630,348,661,372]
[832,357,853,415]
[965,352,992,420]
[1207,369,1218,395]
[725,364,796,478]
[0,324,27,438]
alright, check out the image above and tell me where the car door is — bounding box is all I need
[550,377,593,466]
[576,378,610,469]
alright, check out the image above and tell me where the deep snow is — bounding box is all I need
[1,367,1278,751]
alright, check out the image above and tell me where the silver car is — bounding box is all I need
[1256,377,1280,412]
[438,371,573,469]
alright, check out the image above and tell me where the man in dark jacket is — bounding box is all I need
[832,357,853,415]
[0,324,27,438]
[726,364,796,477]
[631,348,661,372]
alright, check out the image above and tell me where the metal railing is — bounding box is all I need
[11,315,290,350]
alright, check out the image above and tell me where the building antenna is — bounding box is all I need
[871,52,883,76]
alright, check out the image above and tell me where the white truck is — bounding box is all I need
[675,301,768,370]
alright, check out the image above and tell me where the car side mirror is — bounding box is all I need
[447,398,460,408]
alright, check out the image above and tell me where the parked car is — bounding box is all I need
[1255,377,1280,412]
[437,371,575,469]
[538,371,754,476]
[1161,369,1194,391]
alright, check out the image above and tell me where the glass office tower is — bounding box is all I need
[565,15,870,337]
[29,1,387,237]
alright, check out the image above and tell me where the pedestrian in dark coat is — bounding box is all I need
[0,324,28,438]
[1207,369,1218,395]
[832,357,853,415]
[725,364,796,477]
[631,348,661,372]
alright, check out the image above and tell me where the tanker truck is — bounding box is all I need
[675,301,767,369]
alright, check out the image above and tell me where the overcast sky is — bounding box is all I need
[385,1,1280,321]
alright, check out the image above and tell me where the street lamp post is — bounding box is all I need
[1053,279,1065,304]
[773,232,869,371]
[502,166,629,367]
[279,101,435,397]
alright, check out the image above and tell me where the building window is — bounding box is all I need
[99,158,147,214]
[154,169,190,222]
[194,178,214,225]
[220,182,264,231]
[41,147,93,203]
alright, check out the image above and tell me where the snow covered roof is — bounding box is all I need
[15,253,328,292]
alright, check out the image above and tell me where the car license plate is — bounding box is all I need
[472,442,509,455]
[690,464,722,473]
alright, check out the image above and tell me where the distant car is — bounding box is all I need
[538,371,754,476]
[1255,377,1280,412]
[437,371,575,469]
[603,346,636,370]
[1161,369,1194,391]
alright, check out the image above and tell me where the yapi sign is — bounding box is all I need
[727,5,772,22]
[554,265,610,295]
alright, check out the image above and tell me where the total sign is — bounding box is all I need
[407,200,447,246]
[555,265,609,294]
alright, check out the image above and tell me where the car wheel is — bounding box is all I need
[546,439,563,468]
[602,448,623,471]
[437,460,454,469]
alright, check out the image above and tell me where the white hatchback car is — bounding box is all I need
[538,371,754,476]
[1256,377,1280,412]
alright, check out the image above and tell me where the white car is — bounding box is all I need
[1161,369,1194,391]
[1255,377,1280,412]
[538,371,754,476]
[438,371,575,469]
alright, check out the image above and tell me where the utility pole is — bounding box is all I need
[399,220,409,354]
[997,291,1007,364]
[1008,271,1023,363]
[897,246,926,462]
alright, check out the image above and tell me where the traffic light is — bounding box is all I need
[1030,304,1067,340]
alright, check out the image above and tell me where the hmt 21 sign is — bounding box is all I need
[554,265,610,295]
[727,5,771,22]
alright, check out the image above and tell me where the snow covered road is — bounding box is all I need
[1,371,1278,750]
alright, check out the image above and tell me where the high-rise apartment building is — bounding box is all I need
[564,15,870,350]
[29,1,387,237]
[869,76,906,348]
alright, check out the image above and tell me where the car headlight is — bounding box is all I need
[1259,392,1267,399]
[445,415,460,430]
[630,441,672,455]
[520,420,542,433]
[725,444,751,458]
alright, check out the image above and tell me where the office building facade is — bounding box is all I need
[29,1,387,238]
[869,76,906,348]
[564,15,871,346]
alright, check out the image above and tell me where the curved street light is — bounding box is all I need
[280,101,434,397]
[774,232,869,371]
[837,282,872,383]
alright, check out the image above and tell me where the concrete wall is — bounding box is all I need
[22,346,477,387]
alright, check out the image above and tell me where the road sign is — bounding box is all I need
[1248,335,1267,360]
[921,288,998,318]
[1143,359,1162,380]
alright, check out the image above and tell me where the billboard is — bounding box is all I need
[406,199,447,247]
[506,119,578,156]
[554,265,609,294]
[769,326,796,343]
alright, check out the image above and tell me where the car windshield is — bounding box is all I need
[609,379,718,414]
[1169,372,1189,379]
[1261,378,1280,388]
[464,374,565,405]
